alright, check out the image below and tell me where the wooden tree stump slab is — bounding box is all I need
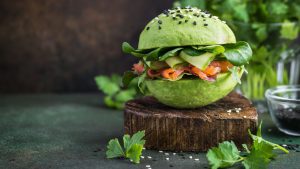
[124,92,258,152]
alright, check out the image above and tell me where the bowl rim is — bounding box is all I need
[265,85,300,103]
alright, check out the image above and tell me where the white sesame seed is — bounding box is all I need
[155,17,159,20]
[227,110,232,113]
[173,153,176,155]
[189,156,193,159]
[228,113,231,115]
[141,156,144,159]
[236,110,240,113]
[142,148,146,150]
[164,153,169,155]
[222,21,226,24]
[195,158,199,161]
[146,165,151,168]
[149,168,152,169]
[166,157,169,160]
[147,156,152,159]
[159,150,163,153]
[188,15,192,18]
[243,116,247,118]
[282,144,287,147]
[212,16,218,19]
[130,159,133,162]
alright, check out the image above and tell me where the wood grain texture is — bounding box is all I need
[124,92,258,152]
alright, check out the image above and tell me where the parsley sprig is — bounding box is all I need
[206,122,288,169]
[106,131,146,164]
[94,75,138,109]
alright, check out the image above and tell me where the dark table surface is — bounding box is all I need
[0,94,299,169]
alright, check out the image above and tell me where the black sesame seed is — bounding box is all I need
[201,15,205,17]
[209,14,212,18]
[203,19,206,21]
[146,27,150,30]
[172,17,177,20]
[163,10,169,14]
[158,26,161,30]
[169,164,174,167]
[178,14,184,18]
[193,21,197,25]
[178,21,182,24]
[204,23,208,26]
[185,20,188,23]
[193,13,197,16]
[170,12,175,14]
[158,20,162,24]
[189,9,193,12]
[176,10,181,13]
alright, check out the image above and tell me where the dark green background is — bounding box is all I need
[0,94,299,169]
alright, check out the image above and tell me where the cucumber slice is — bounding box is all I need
[149,61,169,70]
[165,56,185,68]
[180,50,215,70]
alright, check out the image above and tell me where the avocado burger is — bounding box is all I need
[122,7,252,108]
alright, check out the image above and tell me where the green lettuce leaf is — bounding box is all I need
[223,41,253,66]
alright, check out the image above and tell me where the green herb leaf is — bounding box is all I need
[223,41,253,66]
[206,141,241,169]
[106,138,125,158]
[114,89,136,103]
[95,75,120,96]
[126,144,144,164]
[123,130,146,152]
[280,20,299,40]
[106,131,145,164]
[248,124,289,154]
[242,149,271,169]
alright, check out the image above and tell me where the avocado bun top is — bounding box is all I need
[138,7,236,50]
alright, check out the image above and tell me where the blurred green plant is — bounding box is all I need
[95,74,138,109]
[174,0,300,99]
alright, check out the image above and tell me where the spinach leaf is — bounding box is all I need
[223,41,252,66]
[159,48,183,61]
[192,45,225,55]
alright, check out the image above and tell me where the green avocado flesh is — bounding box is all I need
[144,70,243,108]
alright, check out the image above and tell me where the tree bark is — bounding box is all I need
[124,92,258,152]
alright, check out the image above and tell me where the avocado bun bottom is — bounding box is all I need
[144,71,243,109]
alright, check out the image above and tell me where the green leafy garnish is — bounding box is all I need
[95,75,138,109]
[106,131,146,164]
[223,41,253,66]
[228,66,242,84]
[206,122,288,169]
[207,141,242,169]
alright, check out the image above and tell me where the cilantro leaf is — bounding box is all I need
[242,149,271,169]
[106,131,145,164]
[126,144,144,164]
[206,141,241,169]
[106,138,125,158]
[280,20,299,40]
[95,75,120,96]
